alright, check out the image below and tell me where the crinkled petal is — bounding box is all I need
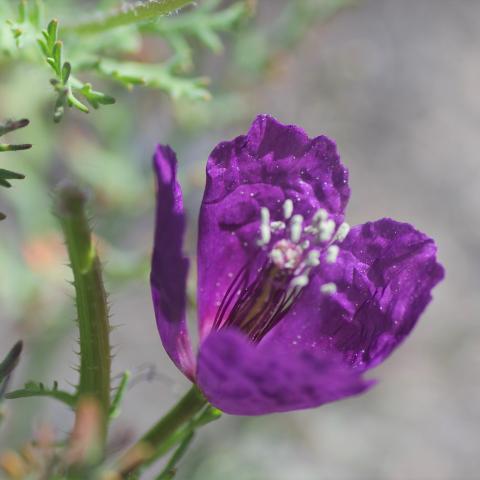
[151,145,194,379]
[197,114,350,338]
[197,329,372,415]
[265,218,444,370]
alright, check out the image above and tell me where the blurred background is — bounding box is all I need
[1,0,479,478]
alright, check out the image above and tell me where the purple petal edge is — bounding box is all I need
[151,145,194,379]
[339,218,445,369]
[197,329,373,415]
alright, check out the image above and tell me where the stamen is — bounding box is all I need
[290,214,303,243]
[318,219,335,242]
[306,249,320,267]
[304,225,318,235]
[245,201,346,342]
[290,275,309,288]
[222,262,301,343]
[313,208,328,224]
[261,207,270,225]
[257,207,272,246]
[320,282,337,295]
[283,199,293,219]
[259,224,271,245]
[335,222,350,242]
[300,239,310,250]
[326,245,339,263]
[270,220,286,233]
[270,249,283,265]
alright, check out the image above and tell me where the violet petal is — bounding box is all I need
[265,218,444,370]
[151,145,194,379]
[197,114,350,338]
[197,328,372,415]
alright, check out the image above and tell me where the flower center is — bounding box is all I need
[213,199,350,342]
[270,239,303,270]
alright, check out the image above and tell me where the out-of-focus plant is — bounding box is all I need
[0,0,253,301]
[0,0,256,454]
[234,0,358,76]
[1,0,252,122]
[0,118,31,219]
[0,342,22,411]
[0,186,221,479]
[0,0,360,474]
[173,0,358,129]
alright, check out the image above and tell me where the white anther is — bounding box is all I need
[300,239,310,250]
[290,214,304,243]
[270,248,284,265]
[318,219,336,242]
[260,207,270,225]
[313,208,329,224]
[260,223,271,245]
[306,250,320,267]
[335,222,350,243]
[304,225,318,235]
[290,275,309,288]
[283,199,293,219]
[270,221,286,233]
[326,245,339,264]
[320,282,337,295]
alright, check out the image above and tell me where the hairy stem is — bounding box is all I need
[68,0,195,35]
[55,184,111,445]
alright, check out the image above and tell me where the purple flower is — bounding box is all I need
[151,115,444,415]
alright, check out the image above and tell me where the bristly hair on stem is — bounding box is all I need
[55,183,112,447]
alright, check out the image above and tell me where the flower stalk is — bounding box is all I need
[55,184,111,446]
[118,385,210,477]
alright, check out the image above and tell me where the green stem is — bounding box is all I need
[5,386,77,407]
[68,0,195,35]
[55,184,111,445]
[119,386,208,477]
[109,370,131,419]
[0,143,31,152]
[155,430,195,480]
[0,119,30,137]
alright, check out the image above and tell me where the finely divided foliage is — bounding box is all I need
[0,119,31,220]
[0,0,250,121]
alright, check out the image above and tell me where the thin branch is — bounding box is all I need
[68,0,195,35]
